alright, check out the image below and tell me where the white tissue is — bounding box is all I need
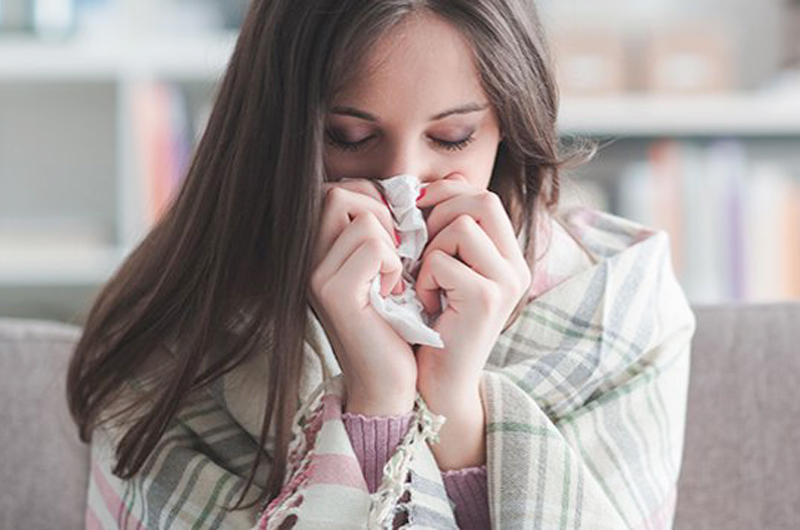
[368,174,446,348]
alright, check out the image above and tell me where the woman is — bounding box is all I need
[67,1,696,528]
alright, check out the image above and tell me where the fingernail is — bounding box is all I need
[392,279,405,295]
[416,188,427,201]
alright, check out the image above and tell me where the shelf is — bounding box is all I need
[0,244,128,286]
[3,33,800,137]
[558,92,800,137]
[0,32,237,81]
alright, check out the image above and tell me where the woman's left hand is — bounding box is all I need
[413,173,532,410]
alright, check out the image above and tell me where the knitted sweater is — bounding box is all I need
[342,412,490,529]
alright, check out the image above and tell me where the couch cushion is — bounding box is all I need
[2,301,798,529]
[0,318,87,530]
[675,302,800,529]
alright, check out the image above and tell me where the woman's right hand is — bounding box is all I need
[308,178,418,416]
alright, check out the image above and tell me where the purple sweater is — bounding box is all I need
[342,411,490,529]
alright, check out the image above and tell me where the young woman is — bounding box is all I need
[67,1,696,528]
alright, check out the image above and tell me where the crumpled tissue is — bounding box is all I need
[368,174,446,348]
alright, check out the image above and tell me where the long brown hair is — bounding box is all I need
[67,0,596,513]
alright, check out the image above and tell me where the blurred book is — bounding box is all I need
[649,140,684,276]
[616,140,685,278]
[613,139,800,303]
[743,162,800,301]
[680,141,723,302]
[132,81,192,226]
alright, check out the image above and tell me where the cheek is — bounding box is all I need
[459,144,499,189]
[458,172,490,190]
[322,150,351,180]
[323,144,378,177]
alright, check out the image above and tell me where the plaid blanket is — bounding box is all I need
[85,206,696,529]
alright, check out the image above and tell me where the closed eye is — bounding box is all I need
[325,131,476,153]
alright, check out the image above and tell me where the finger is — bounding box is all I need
[315,186,396,266]
[336,236,405,305]
[414,249,490,315]
[322,177,385,204]
[425,191,520,262]
[315,212,402,297]
[414,172,476,209]
[420,214,508,282]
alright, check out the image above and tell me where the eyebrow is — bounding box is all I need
[331,102,490,122]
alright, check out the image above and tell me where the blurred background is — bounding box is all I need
[0,0,798,325]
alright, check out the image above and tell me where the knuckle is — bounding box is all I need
[356,180,381,200]
[427,248,448,265]
[520,265,533,291]
[364,211,394,241]
[479,191,503,210]
[356,210,384,234]
[325,186,347,205]
[477,282,502,308]
[309,267,323,292]
[502,267,527,300]
[310,271,334,303]
[453,213,475,233]
[361,237,384,255]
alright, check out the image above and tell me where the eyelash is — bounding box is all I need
[325,131,476,152]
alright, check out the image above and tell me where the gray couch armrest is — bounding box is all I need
[0,318,88,530]
[676,302,800,529]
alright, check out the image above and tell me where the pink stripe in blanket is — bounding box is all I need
[321,393,342,421]
[307,453,368,490]
[90,460,145,529]
[85,506,103,530]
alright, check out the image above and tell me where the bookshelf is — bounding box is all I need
[546,0,800,304]
[0,0,798,323]
[0,0,239,322]
[0,34,232,286]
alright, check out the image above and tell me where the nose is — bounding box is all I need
[380,141,436,183]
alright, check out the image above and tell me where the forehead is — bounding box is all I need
[333,12,486,117]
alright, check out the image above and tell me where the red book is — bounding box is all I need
[648,140,684,279]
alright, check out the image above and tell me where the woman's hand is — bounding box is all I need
[308,178,417,416]
[413,174,532,468]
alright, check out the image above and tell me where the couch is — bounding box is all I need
[1,302,799,529]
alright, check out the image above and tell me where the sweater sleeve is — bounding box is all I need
[441,465,491,529]
[342,412,491,529]
[341,411,415,493]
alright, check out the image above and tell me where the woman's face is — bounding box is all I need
[324,12,503,189]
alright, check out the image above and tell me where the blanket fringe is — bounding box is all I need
[259,378,328,529]
[258,377,447,530]
[367,392,447,529]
